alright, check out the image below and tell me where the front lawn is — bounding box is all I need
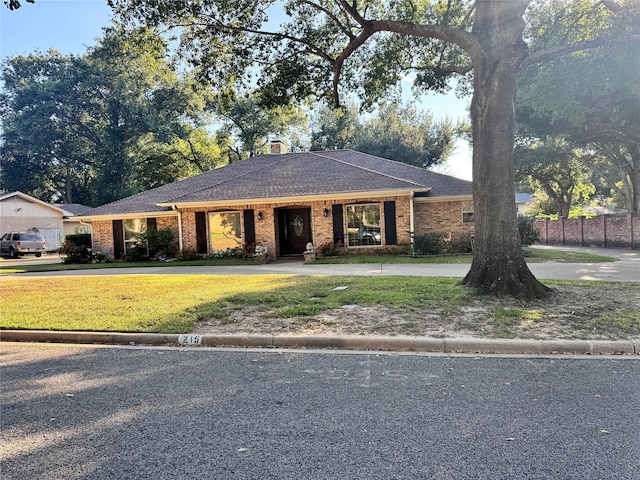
[1,274,638,340]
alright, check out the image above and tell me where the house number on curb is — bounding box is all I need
[178,334,202,345]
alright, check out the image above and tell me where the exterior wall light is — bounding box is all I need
[257,211,263,221]
[323,208,330,217]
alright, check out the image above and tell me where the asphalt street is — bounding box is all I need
[2,343,639,480]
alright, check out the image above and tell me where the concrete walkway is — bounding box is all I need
[3,245,639,282]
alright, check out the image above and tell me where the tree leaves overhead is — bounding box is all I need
[0,27,227,206]
[106,0,477,106]
[517,12,640,214]
[311,100,458,169]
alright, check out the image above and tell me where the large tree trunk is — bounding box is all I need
[461,0,550,299]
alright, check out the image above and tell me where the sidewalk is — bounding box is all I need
[6,249,639,282]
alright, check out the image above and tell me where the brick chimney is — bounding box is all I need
[269,137,286,154]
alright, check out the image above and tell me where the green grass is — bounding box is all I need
[2,274,638,339]
[0,257,256,274]
[0,247,615,275]
[588,311,640,337]
[309,247,615,264]
[0,274,469,333]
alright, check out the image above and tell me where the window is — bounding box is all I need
[209,211,242,253]
[124,218,147,253]
[462,200,474,224]
[346,204,382,247]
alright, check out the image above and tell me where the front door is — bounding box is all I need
[277,208,312,256]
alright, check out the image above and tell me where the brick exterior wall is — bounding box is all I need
[534,215,640,249]
[91,220,113,255]
[89,196,470,259]
[413,198,475,242]
[91,216,179,258]
[180,195,414,258]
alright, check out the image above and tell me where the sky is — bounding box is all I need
[0,0,472,180]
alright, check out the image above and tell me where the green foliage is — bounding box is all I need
[311,100,458,168]
[517,215,540,246]
[215,92,309,160]
[317,241,343,257]
[514,138,597,218]
[137,228,178,258]
[65,234,92,248]
[123,244,148,262]
[518,15,640,214]
[59,241,93,264]
[449,234,473,254]
[0,27,227,205]
[413,233,447,255]
[178,248,200,261]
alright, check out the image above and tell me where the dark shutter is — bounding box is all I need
[243,209,256,247]
[384,201,397,245]
[146,218,157,230]
[112,220,124,259]
[332,204,344,244]
[195,212,207,254]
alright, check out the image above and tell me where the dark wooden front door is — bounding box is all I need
[277,208,312,255]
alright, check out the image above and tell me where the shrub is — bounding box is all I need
[449,234,473,253]
[137,228,178,259]
[413,233,447,255]
[517,215,540,246]
[65,234,91,247]
[178,248,200,261]
[123,244,147,262]
[318,241,343,256]
[59,241,92,264]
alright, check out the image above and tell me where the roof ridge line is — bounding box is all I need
[165,154,299,203]
[311,150,428,188]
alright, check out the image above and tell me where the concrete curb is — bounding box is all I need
[1,330,638,356]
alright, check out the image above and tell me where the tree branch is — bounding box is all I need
[524,34,640,66]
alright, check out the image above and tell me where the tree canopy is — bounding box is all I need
[0,27,228,206]
[103,0,639,299]
[517,40,640,214]
[311,100,458,169]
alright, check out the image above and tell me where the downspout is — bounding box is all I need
[78,218,93,250]
[172,206,184,252]
[410,191,415,256]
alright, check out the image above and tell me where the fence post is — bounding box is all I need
[603,215,608,248]
[545,218,549,245]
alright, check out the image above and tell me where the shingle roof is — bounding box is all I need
[81,150,472,217]
[50,203,92,216]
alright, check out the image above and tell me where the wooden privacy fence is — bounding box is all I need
[534,215,640,249]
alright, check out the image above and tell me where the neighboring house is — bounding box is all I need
[0,191,92,250]
[78,147,474,259]
[515,193,534,215]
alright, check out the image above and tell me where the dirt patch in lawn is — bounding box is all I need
[193,284,640,341]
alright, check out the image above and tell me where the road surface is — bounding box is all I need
[2,343,638,479]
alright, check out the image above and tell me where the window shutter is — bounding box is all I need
[243,209,256,246]
[384,201,397,245]
[112,220,124,259]
[332,204,344,244]
[195,212,207,254]
[146,218,157,230]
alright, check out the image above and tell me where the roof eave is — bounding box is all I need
[158,188,432,209]
[76,210,179,222]
[414,194,473,202]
